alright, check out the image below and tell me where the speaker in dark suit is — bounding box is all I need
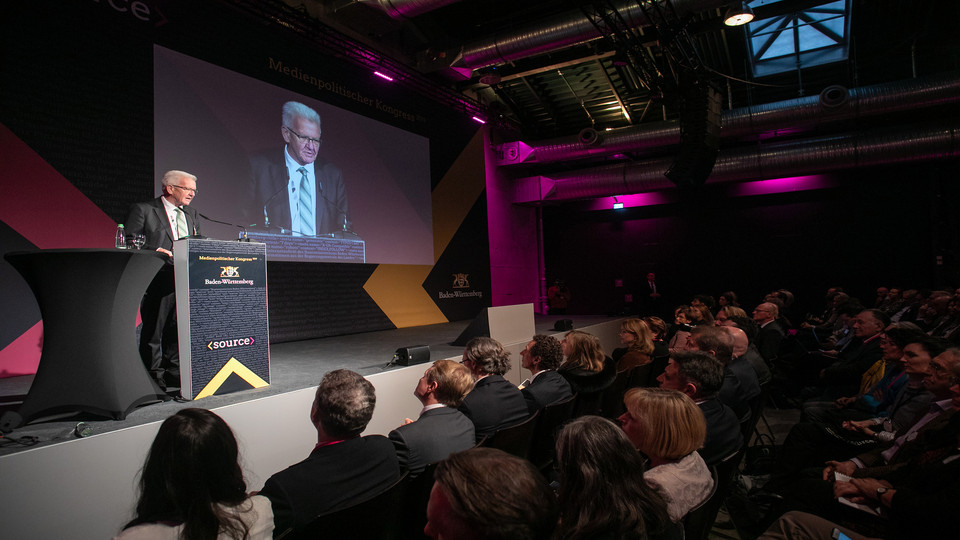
[389,360,476,477]
[124,170,201,389]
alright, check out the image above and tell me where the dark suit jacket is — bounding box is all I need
[698,398,743,466]
[246,151,348,235]
[521,370,573,413]
[458,375,530,443]
[388,406,475,476]
[259,435,400,537]
[755,320,785,361]
[124,197,201,253]
[820,335,883,393]
[719,358,759,423]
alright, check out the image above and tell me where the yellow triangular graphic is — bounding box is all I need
[194,357,269,400]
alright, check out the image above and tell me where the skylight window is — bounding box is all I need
[745,0,851,77]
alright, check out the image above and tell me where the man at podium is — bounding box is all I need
[124,170,201,392]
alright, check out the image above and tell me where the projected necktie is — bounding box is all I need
[298,167,314,236]
[175,207,189,239]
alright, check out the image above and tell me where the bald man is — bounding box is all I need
[723,326,771,386]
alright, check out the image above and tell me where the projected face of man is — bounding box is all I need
[283,115,321,166]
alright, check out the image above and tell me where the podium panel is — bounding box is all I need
[174,239,270,399]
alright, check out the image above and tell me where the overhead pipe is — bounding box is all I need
[498,72,960,166]
[456,0,730,70]
[363,0,462,19]
[514,121,960,202]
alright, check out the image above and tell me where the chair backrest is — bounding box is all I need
[291,471,409,540]
[600,368,634,419]
[399,462,438,540]
[480,409,541,459]
[682,448,743,540]
[529,392,578,469]
[740,382,770,444]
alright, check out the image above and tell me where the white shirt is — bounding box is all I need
[160,196,186,240]
[284,147,316,235]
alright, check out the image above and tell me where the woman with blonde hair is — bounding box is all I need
[619,388,714,522]
[613,318,656,372]
[714,305,748,326]
[559,330,616,415]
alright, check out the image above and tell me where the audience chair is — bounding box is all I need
[682,448,744,540]
[287,471,409,540]
[740,382,770,445]
[600,368,635,419]
[479,409,540,459]
[529,393,578,470]
[400,462,438,540]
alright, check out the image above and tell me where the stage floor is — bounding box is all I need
[0,314,615,457]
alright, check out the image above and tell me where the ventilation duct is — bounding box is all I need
[455,0,730,70]
[515,121,960,202]
[365,0,462,19]
[498,72,960,166]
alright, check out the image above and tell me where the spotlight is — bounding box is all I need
[723,1,754,26]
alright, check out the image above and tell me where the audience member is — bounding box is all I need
[657,350,743,466]
[667,305,696,352]
[715,305,748,326]
[687,325,761,422]
[457,337,530,442]
[753,302,785,362]
[643,315,671,381]
[717,291,740,310]
[259,369,400,536]
[115,408,273,540]
[554,416,675,540]
[559,330,617,415]
[799,324,921,425]
[612,318,655,372]
[519,334,573,413]
[724,324,772,386]
[620,388,714,521]
[806,310,889,401]
[424,448,557,540]
[389,360,476,477]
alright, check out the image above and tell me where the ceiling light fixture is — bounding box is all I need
[723,2,754,26]
[373,71,394,82]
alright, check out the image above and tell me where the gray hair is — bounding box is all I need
[282,101,321,129]
[160,170,197,186]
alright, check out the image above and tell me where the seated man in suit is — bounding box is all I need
[425,448,558,540]
[124,170,201,392]
[657,350,743,466]
[389,359,476,477]
[259,369,400,537]
[686,325,760,423]
[753,302,785,362]
[520,334,573,413]
[457,337,530,443]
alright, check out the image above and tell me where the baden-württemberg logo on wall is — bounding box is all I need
[439,272,483,299]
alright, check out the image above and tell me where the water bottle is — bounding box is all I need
[116,224,126,249]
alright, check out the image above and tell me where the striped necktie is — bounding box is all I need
[175,207,189,239]
[298,167,314,236]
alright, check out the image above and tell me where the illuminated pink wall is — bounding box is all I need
[484,129,544,312]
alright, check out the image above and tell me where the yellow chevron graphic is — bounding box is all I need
[364,264,447,328]
[194,357,269,400]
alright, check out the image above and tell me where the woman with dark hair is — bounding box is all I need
[115,408,273,540]
[559,330,616,415]
[717,291,739,310]
[554,416,676,540]
[612,318,655,372]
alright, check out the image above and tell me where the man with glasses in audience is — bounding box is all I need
[246,101,349,235]
[125,170,201,393]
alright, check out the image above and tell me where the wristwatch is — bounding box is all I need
[876,487,889,499]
